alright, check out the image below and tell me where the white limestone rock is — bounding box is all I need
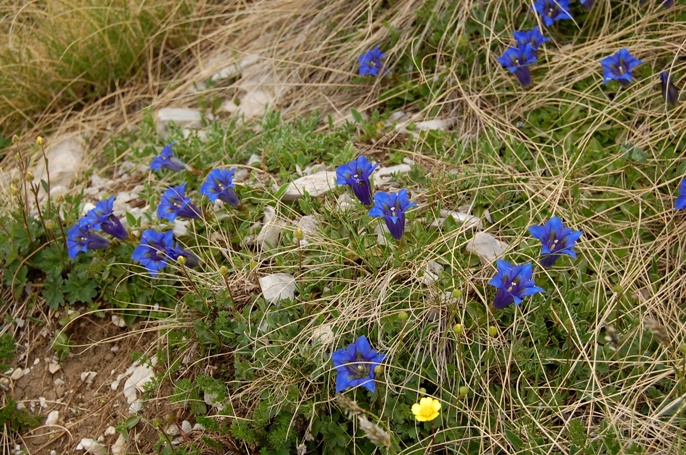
[259,273,296,303]
[45,410,59,426]
[256,206,284,250]
[156,108,211,138]
[32,135,85,201]
[281,171,336,201]
[466,232,508,263]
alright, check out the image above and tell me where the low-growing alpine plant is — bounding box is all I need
[532,0,573,27]
[488,260,545,309]
[200,168,240,207]
[368,189,416,240]
[528,216,583,268]
[513,27,550,53]
[600,49,642,86]
[150,143,187,172]
[66,219,110,259]
[336,156,379,206]
[132,229,199,277]
[358,46,386,77]
[498,44,538,87]
[157,183,201,221]
[83,196,128,240]
[331,336,385,393]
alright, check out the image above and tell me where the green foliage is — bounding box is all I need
[0,397,42,433]
[0,333,16,371]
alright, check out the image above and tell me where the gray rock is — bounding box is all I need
[296,216,319,236]
[431,210,482,230]
[259,273,296,303]
[256,207,283,249]
[156,108,211,137]
[376,164,412,178]
[32,135,85,201]
[247,154,262,166]
[45,410,59,426]
[466,232,508,263]
[281,171,336,201]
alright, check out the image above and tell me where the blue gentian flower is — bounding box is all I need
[488,260,545,309]
[579,0,594,9]
[66,219,110,259]
[532,0,573,27]
[83,196,128,240]
[167,243,200,268]
[600,49,642,86]
[157,183,201,222]
[200,168,240,207]
[528,217,583,268]
[150,143,187,172]
[497,44,538,87]
[336,156,379,206]
[513,28,551,51]
[359,46,386,77]
[132,230,174,277]
[368,189,417,241]
[660,72,679,107]
[675,178,686,210]
[331,336,385,393]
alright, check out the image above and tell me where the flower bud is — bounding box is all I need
[11,135,20,144]
[680,343,686,355]
[36,136,44,146]
[219,265,229,276]
[398,310,409,322]
[613,284,623,294]
[294,228,304,240]
[488,325,498,337]
[373,365,384,375]
[53,193,65,204]
[250,259,258,270]
[44,219,56,229]
[459,386,469,397]
[176,255,187,266]
[25,170,34,180]
[10,185,20,195]
[451,289,462,300]
[453,323,464,335]
[419,387,426,395]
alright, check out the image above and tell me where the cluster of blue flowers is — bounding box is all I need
[66,196,128,259]
[336,156,416,240]
[487,217,583,309]
[497,0,680,105]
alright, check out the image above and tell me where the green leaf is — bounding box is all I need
[64,272,99,304]
[36,245,64,277]
[350,108,363,124]
[42,277,65,309]
[505,429,524,451]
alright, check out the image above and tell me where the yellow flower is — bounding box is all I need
[411,397,441,422]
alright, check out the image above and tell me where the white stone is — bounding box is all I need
[80,371,97,384]
[123,358,157,412]
[111,315,127,328]
[466,232,508,263]
[10,368,24,380]
[374,223,391,246]
[32,135,85,201]
[33,358,40,366]
[15,318,25,328]
[193,423,205,431]
[256,206,283,250]
[336,192,353,211]
[414,119,453,131]
[247,154,261,166]
[78,438,106,455]
[204,392,225,411]
[54,378,65,386]
[181,421,192,433]
[173,219,189,237]
[156,108,210,138]
[431,211,482,230]
[104,426,116,436]
[259,273,296,303]
[39,397,47,408]
[389,111,406,122]
[210,54,261,82]
[376,164,412,179]
[296,215,319,236]
[111,434,126,455]
[48,363,61,374]
[281,171,336,201]
[45,410,59,426]
[166,424,179,436]
[0,378,9,391]
[15,401,25,410]
[427,260,444,275]
[81,202,96,217]
[312,325,334,346]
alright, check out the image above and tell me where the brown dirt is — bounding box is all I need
[6,313,179,455]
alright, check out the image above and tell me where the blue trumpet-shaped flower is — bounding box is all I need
[132,230,174,277]
[675,178,686,210]
[513,27,551,52]
[660,72,679,107]
[336,156,379,206]
[150,143,187,172]
[528,217,583,268]
[488,260,545,309]
[157,183,201,222]
[200,168,240,207]
[600,49,642,86]
[579,0,594,9]
[359,46,386,77]
[331,336,386,393]
[532,0,573,27]
[368,189,417,241]
[83,196,128,240]
[497,44,538,87]
[66,219,110,259]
